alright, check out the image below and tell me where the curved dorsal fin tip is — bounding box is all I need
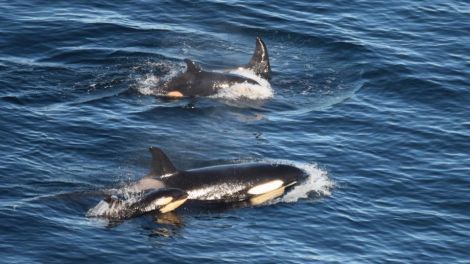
[255,37,263,47]
[184,59,201,73]
[148,146,177,177]
[247,37,271,80]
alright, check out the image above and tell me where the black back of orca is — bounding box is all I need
[164,62,260,97]
[163,163,305,202]
[160,37,271,97]
[148,147,307,202]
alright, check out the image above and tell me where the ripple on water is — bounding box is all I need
[1,0,469,263]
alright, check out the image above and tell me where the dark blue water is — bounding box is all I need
[1,1,469,263]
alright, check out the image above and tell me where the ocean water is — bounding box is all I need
[1,0,469,263]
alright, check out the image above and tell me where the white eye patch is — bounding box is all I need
[154,197,173,206]
[247,180,284,195]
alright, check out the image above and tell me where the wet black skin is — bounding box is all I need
[147,147,308,203]
[161,59,260,97]
[160,37,271,97]
[161,163,307,202]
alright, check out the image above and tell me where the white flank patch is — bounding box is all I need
[248,180,284,195]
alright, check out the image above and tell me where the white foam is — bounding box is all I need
[211,68,273,100]
[267,160,333,203]
[136,74,161,95]
[86,199,119,218]
[188,183,246,200]
[86,191,143,218]
[134,61,183,96]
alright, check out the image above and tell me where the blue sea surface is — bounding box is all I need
[1,1,469,263]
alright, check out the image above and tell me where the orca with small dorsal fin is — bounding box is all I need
[87,187,188,220]
[160,37,271,98]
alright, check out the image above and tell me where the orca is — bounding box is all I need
[160,37,271,98]
[87,187,188,220]
[133,147,307,205]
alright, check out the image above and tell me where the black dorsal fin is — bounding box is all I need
[246,37,271,80]
[184,59,202,73]
[148,147,177,177]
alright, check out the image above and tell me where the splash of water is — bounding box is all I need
[136,74,160,95]
[86,185,150,218]
[134,61,183,95]
[270,160,333,203]
[86,195,137,218]
[211,68,273,100]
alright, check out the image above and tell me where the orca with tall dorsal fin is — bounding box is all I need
[160,37,271,98]
[136,146,307,205]
[87,146,307,220]
[245,37,271,80]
